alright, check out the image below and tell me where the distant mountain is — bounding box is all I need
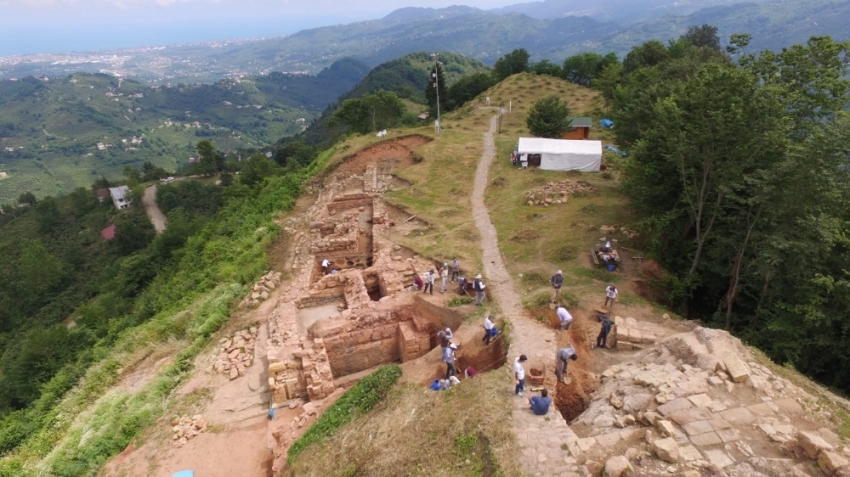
[290,51,489,146]
[383,6,483,21]
[489,0,772,24]
[0,58,369,200]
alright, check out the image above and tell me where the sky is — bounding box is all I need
[0,0,521,56]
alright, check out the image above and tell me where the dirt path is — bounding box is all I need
[472,112,582,475]
[143,185,167,233]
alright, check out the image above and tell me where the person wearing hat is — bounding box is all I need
[440,262,449,293]
[482,314,495,346]
[437,327,453,360]
[556,346,578,383]
[551,270,564,304]
[473,274,486,306]
[445,343,458,379]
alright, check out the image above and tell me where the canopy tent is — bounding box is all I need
[516,138,602,172]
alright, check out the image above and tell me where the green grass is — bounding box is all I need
[288,364,403,463]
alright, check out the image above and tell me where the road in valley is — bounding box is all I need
[143,185,167,233]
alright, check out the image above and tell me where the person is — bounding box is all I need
[457,275,467,295]
[596,314,613,349]
[321,258,331,275]
[329,268,338,275]
[555,346,578,383]
[465,367,477,378]
[556,306,573,331]
[440,263,449,293]
[437,327,453,357]
[528,388,552,415]
[599,238,612,253]
[414,274,423,291]
[483,314,495,346]
[473,274,486,306]
[423,269,435,295]
[445,343,458,379]
[520,153,528,169]
[450,258,460,282]
[604,284,618,309]
[514,354,528,396]
[550,270,564,304]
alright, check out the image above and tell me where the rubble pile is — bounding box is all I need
[599,224,640,239]
[213,326,259,379]
[240,271,283,308]
[525,180,596,206]
[170,414,207,447]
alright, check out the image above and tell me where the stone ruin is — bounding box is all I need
[525,180,596,206]
[258,153,459,408]
[562,326,850,477]
[213,326,259,379]
[170,414,206,448]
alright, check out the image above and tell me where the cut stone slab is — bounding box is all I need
[747,402,775,417]
[679,445,703,462]
[652,437,680,463]
[604,455,631,477]
[657,397,693,416]
[687,393,713,407]
[724,355,750,383]
[690,431,723,447]
[719,407,756,425]
[774,398,804,415]
[656,420,676,437]
[681,420,714,436]
[798,431,834,459]
[716,428,741,443]
[703,449,735,468]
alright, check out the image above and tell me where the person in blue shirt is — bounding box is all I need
[528,388,552,415]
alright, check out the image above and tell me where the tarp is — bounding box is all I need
[517,138,602,172]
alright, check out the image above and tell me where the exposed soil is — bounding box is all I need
[333,134,432,175]
[143,185,168,233]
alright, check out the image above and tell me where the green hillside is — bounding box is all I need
[0,58,369,200]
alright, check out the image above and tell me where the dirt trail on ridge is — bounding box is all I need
[143,185,167,233]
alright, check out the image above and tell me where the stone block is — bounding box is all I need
[703,449,734,468]
[820,452,850,476]
[604,455,631,477]
[798,431,834,459]
[681,420,713,436]
[686,393,712,407]
[679,445,702,462]
[724,355,750,383]
[652,437,679,462]
[719,407,755,425]
[656,420,676,437]
[657,397,692,416]
[689,431,722,447]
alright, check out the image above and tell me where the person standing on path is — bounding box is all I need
[551,270,564,304]
[596,315,613,349]
[514,354,528,396]
[473,274,486,306]
[528,388,552,415]
[604,284,618,309]
[482,314,495,345]
[555,346,578,383]
[556,306,573,331]
[423,269,435,295]
[440,263,449,293]
[445,343,458,379]
[450,258,460,282]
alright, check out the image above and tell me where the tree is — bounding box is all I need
[493,48,530,82]
[530,59,562,77]
[446,73,494,111]
[622,40,670,74]
[680,24,721,51]
[526,96,571,138]
[240,153,281,187]
[16,192,36,206]
[425,62,447,116]
[562,53,619,87]
[34,197,62,233]
[195,140,222,175]
[330,90,406,134]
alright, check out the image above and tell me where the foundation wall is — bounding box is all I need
[327,197,373,215]
[414,294,464,333]
[325,323,400,377]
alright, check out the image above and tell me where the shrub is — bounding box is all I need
[447,296,473,307]
[288,365,402,462]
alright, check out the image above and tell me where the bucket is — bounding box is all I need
[490,327,498,337]
[607,264,616,272]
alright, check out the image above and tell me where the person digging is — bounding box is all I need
[555,346,578,384]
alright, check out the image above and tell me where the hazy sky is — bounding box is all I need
[0,0,521,55]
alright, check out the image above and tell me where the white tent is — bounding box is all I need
[517,138,602,172]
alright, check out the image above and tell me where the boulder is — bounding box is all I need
[724,355,750,383]
[798,431,834,459]
[604,456,631,477]
[656,420,676,437]
[652,437,680,463]
[819,451,850,475]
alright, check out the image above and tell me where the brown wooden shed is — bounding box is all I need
[561,117,592,140]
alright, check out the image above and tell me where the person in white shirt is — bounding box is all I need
[514,354,528,396]
[556,306,573,331]
[482,314,495,346]
[440,263,449,293]
[423,269,435,295]
[445,343,458,379]
[321,258,331,275]
[604,285,618,309]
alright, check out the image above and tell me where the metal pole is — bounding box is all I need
[433,53,441,136]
